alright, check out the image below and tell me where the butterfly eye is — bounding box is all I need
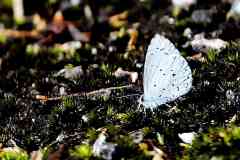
[154,84,157,87]
[163,73,166,76]
[172,73,176,76]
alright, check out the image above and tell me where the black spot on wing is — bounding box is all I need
[180,76,191,84]
[156,47,164,51]
[184,83,190,88]
[184,66,190,72]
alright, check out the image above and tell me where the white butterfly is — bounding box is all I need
[139,34,192,108]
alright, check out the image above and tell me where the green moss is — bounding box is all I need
[114,113,131,123]
[100,64,113,77]
[62,97,76,109]
[182,125,240,160]
[175,18,190,27]
[85,128,98,142]
[0,34,7,44]
[223,42,240,64]
[14,19,26,26]
[26,44,41,56]
[0,150,29,160]
[42,147,52,160]
[2,0,12,8]
[206,49,218,63]
[69,144,92,160]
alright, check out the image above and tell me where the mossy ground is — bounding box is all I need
[1,0,240,159]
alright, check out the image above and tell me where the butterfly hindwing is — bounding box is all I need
[144,34,179,98]
[166,54,192,100]
[142,34,192,108]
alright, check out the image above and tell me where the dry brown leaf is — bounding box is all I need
[139,141,167,160]
[0,29,41,39]
[35,95,49,101]
[188,52,206,62]
[53,10,65,26]
[47,144,65,160]
[109,11,128,28]
[30,150,43,160]
[127,28,138,51]
[33,14,47,32]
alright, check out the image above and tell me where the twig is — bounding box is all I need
[36,84,133,101]
[0,29,41,39]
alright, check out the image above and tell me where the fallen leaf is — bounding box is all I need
[178,132,196,144]
[93,129,116,160]
[190,34,228,53]
[172,0,197,9]
[127,28,139,51]
[30,150,43,160]
[33,14,47,32]
[114,67,138,83]
[109,11,128,28]
[47,144,65,160]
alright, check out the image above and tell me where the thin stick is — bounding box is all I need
[115,93,141,99]
[36,84,133,101]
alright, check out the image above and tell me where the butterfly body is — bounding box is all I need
[141,34,192,108]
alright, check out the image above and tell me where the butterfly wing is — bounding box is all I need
[144,34,180,98]
[143,34,192,108]
[167,54,192,100]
